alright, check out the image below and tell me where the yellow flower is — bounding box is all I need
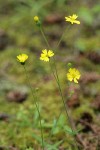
[40,49,54,62]
[17,53,28,65]
[67,68,81,83]
[65,14,80,24]
[34,16,39,22]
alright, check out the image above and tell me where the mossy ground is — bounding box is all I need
[0,0,100,149]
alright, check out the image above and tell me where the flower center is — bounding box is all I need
[71,17,75,21]
[72,72,76,78]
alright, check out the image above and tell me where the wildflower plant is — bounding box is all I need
[16,53,44,149]
[16,13,81,149]
[35,14,81,150]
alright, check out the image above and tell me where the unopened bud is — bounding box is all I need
[67,62,72,67]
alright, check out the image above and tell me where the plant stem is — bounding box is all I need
[23,65,44,150]
[56,25,70,49]
[52,58,79,150]
[40,25,50,49]
[39,27,79,150]
[49,84,74,138]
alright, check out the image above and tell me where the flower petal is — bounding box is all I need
[73,20,80,24]
[74,78,78,83]
[48,50,54,57]
[67,73,73,81]
[42,49,48,55]
[72,14,78,19]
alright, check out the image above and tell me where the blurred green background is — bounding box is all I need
[0,0,100,149]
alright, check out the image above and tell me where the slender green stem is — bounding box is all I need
[40,25,50,49]
[49,60,57,82]
[39,26,79,150]
[49,85,75,138]
[56,25,70,49]
[52,58,79,150]
[49,61,64,138]
[50,60,79,149]
[23,65,44,150]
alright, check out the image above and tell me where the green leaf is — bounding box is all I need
[32,133,42,144]
[64,126,82,135]
[57,114,66,126]
[41,122,53,128]
[46,140,63,150]
[32,133,63,149]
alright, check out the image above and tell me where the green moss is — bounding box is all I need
[73,104,95,120]
[0,0,100,149]
[75,35,100,52]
